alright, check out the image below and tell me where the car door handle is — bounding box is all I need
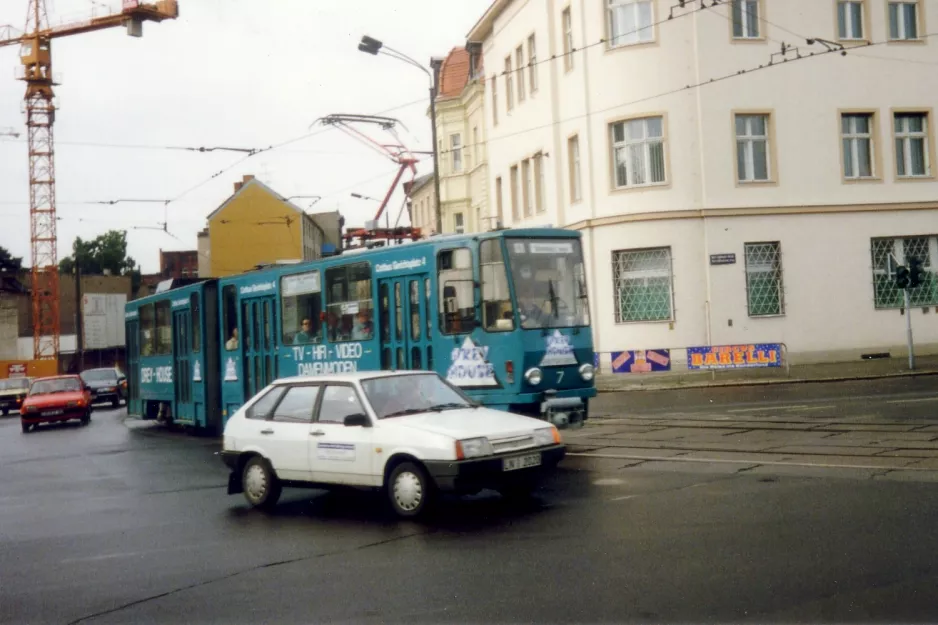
[260,428,274,435]
[310,430,325,437]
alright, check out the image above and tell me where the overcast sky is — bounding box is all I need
[0,0,490,273]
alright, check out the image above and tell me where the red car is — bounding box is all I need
[20,375,93,433]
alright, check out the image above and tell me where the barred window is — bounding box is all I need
[612,247,673,322]
[871,236,938,308]
[744,242,784,316]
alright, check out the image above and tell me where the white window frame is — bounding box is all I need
[607,0,654,48]
[528,34,538,92]
[516,46,526,103]
[838,1,865,40]
[562,8,574,71]
[451,134,462,173]
[888,1,919,40]
[454,213,465,234]
[735,114,772,183]
[895,112,930,178]
[569,134,582,202]
[842,113,875,179]
[611,116,667,189]
[732,0,761,39]
[504,57,513,111]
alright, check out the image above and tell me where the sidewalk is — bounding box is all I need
[596,354,938,392]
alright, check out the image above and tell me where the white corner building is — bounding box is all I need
[468,0,938,365]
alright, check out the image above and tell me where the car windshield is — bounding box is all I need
[361,374,472,419]
[30,378,82,395]
[80,370,117,382]
[506,238,590,329]
[0,378,29,391]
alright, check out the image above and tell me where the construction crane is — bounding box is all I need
[0,1,179,360]
[316,114,424,249]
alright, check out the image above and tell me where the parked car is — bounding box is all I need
[220,370,566,517]
[79,367,126,407]
[0,377,31,416]
[20,375,93,433]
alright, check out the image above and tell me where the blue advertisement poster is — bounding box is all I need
[687,344,782,370]
[610,350,672,373]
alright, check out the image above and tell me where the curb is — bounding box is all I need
[595,368,938,393]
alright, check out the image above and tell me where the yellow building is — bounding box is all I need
[205,175,341,277]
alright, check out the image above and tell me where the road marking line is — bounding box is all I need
[568,452,932,472]
[609,495,638,501]
[887,397,938,404]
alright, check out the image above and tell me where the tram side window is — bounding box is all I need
[191,294,201,353]
[222,285,238,351]
[481,240,514,332]
[281,270,322,345]
[325,263,374,342]
[155,301,172,355]
[140,304,155,356]
[438,248,476,335]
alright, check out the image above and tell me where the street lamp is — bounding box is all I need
[359,35,443,236]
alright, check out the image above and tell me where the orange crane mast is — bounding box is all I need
[0,0,178,361]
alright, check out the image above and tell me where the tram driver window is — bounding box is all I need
[481,240,514,331]
[438,248,476,335]
[280,271,322,345]
[325,263,373,343]
[140,304,155,356]
[222,285,238,351]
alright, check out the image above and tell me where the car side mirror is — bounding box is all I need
[343,413,370,428]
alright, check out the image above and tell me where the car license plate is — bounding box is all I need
[41,409,63,417]
[503,453,541,472]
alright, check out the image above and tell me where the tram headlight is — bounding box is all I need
[524,367,543,386]
[578,363,595,382]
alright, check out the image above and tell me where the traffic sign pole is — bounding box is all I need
[905,288,915,371]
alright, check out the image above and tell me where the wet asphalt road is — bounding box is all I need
[2,380,938,624]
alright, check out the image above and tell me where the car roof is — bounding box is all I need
[271,370,437,386]
[33,375,80,382]
[82,368,117,373]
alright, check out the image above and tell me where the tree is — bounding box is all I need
[0,245,22,274]
[60,230,137,276]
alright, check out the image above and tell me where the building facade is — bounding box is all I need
[159,249,198,278]
[405,173,438,235]
[469,0,938,364]
[206,175,330,278]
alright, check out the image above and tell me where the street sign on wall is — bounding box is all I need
[82,294,127,350]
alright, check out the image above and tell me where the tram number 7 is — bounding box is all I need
[556,371,564,384]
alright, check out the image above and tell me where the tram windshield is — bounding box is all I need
[506,238,590,329]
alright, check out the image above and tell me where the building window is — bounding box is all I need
[491,76,498,125]
[608,0,653,47]
[515,46,526,102]
[495,176,504,225]
[569,135,582,202]
[888,2,919,40]
[451,134,462,173]
[838,1,865,39]
[453,213,465,234]
[895,112,930,177]
[612,247,673,322]
[509,165,520,222]
[732,0,761,39]
[611,116,666,188]
[562,8,574,70]
[735,113,771,182]
[522,158,534,217]
[532,153,544,214]
[504,57,513,111]
[744,242,784,316]
[528,34,538,92]
[871,236,938,308]
[842,113,875,179]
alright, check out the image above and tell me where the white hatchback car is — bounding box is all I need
[220,370,566,517]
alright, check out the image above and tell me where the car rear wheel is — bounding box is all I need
[242,456,281,510]
[21,422,31,433]
[387,462,432,518]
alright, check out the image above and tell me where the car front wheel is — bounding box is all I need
[387,461,432,518]
[21,422,31,433]
[80,411,91,426]
[242,456,281,510]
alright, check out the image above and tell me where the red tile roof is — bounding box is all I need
[438,47,471,99]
